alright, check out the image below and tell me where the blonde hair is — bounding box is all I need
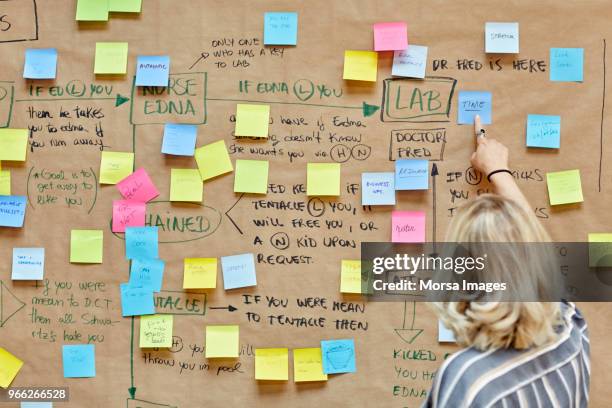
[432,194,562,350]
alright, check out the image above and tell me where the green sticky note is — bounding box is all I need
[94,42,128,74]
[234,159,269,194]
[307,163,341,196]
[184,258,217,289]
[205,325,239,358]
[70,230,103,263]
[546,169,583,205]
[109,0,142,12]
[100,151,134,184]
[0,171,10,195]
[76,0,109,21]
[170,169,203,202]
[588,233,612,267]
[0,129,28,161]
[194,140,233,181]
[235,104,270,138]
[140,315,173,348]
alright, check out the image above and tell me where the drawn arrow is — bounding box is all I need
[394,301,423,344]
[115,94,130,107]
[210,305,238,312]
[0,280,26,328]
[15,94,130,108]
[225,193,245,235]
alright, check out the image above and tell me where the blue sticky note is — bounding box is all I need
[129,258,165,292]
[120,283,155,316]
[12,248,45,280]
[21,403,54,408]
[395,159,429,190]
[125,226,158,260]
[264,12,298,45]
[321,339,356,374]
[458,91,492,125]
[526,114,561,149]
[362,172,395,205]
[162,124,197,156]
[550,48,583,82]
[62,344,96,378]
[0,195,27,227]
[135,55,170,87]
[438,320,456,343]
[221,253,257,290]
[24,48,58,79]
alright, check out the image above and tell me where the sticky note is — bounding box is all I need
[264,12,298,45]
[340,260,362,294]
[361,172,395,206]
[255,348,289,380]
[162,124,197,156]
[120,283,155,316]
[373,22,408,51]
[0,129,28,161]
[307,163,341,196]
[23,48,58,79]
[343,50,378,82]
[184,258,217,289]
[526,114,561,149]
[112,200,145,233]
[550,48,584,82]
[458,91,492,125]
[62,344,95,378]
[293,348,327,382]
[100,151,134,184]
[109,0,142,12]
[116,168,159,202]
[170,169,203,202]
[221,253,257,290]
[0,171,11,195]
[129,258,165,292]
[321,339,356,374]
[234,159,269,194]
[395,159,429,190]
[94,42,128,75]
[485,22,519,54]
[194,140,233,181]
[392,211,426,243]
[392,45,428,78]
[205,325,239,358]
[0,195,26,227]
[21,403,53,408]
[76,0,109,21]
[235,104,270,138]
[125,226,158,259]
[546,170,583,205]
[136,55,170,87]
[12,248,45,280]
[438,320,456,343]
[70,230,103,263]
[140,315,173,348]
[588,233,612,267]
[0,347,23,388]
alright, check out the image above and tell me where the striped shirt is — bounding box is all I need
[422,302,590,408]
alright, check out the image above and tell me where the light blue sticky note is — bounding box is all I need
[395,159,429,190]
[526,114,561,149]
[125,226,158,260]
[162,124,197,156]
[321,339,356,374]
[12,248,45,280]
[62,344,96,378]
[24,48,58,79]
[264,12,298,45]
[120,283,155,316]
[129,258,165,292]
[458,91,492,124]
[0,195,27,227]
[438,320,456,343]
[135,55,170,87]
[21,402,54,408]
[221,253,257,290]
[550,48,583,82]
[362,172,395,205]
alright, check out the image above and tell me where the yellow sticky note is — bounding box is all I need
[76,0,109,21]
[255,348,289,381]
[0,129,28,161]
[0,347,23,389]
[70,229,103,263]
[234,159,269,194]
[293,348,327,382]
[140,315,173,348]
[343,50,378,82]
[94,42,128,74]
[546,169,583,205]
[194,140,233,181]
[170,169,203,202]
[588,233,612,267]
[341,260,362,294]
[184,258,217,289]
[0,171,10,195]
[235,104,270,138]
[205,325,239,358]
[100,151,134,184]
[307,163,341,196]
[109,0,141,12]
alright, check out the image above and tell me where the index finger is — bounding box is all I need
[474,115,485,137]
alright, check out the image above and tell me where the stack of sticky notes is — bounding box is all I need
[62,344,95,378]
[205,325,239,358]
[12,248,45,280]
[221,253,257,290]
[100,151,134,184]
[94,42,129,75]
[195,140,234,181]
[170,169,203,202]
[391,210,426,243]
[140,315,173,348]
[546,169,584,205]
[0,346,23,388]
[184,257,217,289]
[307,163,341,196]
[23,48,58,79]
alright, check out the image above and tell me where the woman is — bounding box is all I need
[423,122,590,407]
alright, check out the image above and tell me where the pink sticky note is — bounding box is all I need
[373,22,408,51]
[116,168,159,203]
[112,200,146,233]
[391,210,426,243]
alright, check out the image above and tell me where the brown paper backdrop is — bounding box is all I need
[0,0,611,407]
